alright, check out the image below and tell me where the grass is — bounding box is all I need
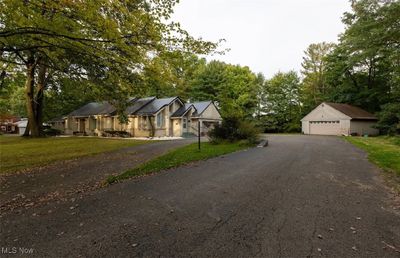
[107,141,251,184]
[345,136,400,180]
[0,136,150,174]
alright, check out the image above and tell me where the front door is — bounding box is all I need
[182,118,188,133]
[79,119,86,132]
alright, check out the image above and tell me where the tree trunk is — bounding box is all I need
[25,53,39,137]
[23,119,30,137]
[36,64,47,136]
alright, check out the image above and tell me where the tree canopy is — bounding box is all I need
[1,0,398,136]
[0,0,218,136]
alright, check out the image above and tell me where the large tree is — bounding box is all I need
[324,0,399,133]
[141,52,206,99]
[190,60,258,118]
[301,42,335,112]
[0,0,218,137]
[261,71,302,133]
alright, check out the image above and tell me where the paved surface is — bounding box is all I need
[1,135,399,257]
[0,138,195,213]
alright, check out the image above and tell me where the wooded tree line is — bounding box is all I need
[1,0,399,136]
[256,0,399,134]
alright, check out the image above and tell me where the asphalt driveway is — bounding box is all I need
[1,135,399,257]
[0,138,195,214]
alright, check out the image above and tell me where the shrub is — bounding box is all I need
[376,102,400,135]
[209,116,260,144]
[103,130,131,137]
[43,128,62,136]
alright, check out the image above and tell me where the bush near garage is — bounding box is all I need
[209,116,260,144]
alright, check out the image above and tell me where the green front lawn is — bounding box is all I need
[345,136,400,177]
[0,136,150,174]
[107,141,251,184]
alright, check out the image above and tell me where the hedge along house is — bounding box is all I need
[301,102,379,136]
[63,97,222,137]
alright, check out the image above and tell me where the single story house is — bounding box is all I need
[301,102,379,136]
[62,96,222,137]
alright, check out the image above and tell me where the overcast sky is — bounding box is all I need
[172,0,351,78]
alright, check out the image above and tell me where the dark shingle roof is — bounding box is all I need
[192,101,212,117]
[68,102,116,117]
[126,97,156,115]
[135,97,180,115]
[325,102,377,120]
[48,116,65,123]
[171,104,195,118]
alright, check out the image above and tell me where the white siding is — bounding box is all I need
[302,103,353,136]
[350,121,379,136]
[302,121,309,134]
[302,103,351,122]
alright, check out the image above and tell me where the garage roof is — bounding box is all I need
[325,103,377,120]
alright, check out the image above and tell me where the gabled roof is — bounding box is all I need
[125,97,156,115]
[68,102,116,117]
[67,97,216,118]
[171,103,195,118]
[325,102,377,120]
[135,97,182,115]
[192,101,213,117]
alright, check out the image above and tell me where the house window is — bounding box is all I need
[183,118,187,129]
[156,112,164,128]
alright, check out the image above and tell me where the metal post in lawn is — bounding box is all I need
[198,120,201,150]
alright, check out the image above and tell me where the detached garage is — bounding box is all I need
[301,102,379,136]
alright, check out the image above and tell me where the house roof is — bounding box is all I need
[171,104,195,118]
[192,101,212,117]
[325,102,377,120]
[68,102,116,117]
[48,116,65,123]
[135,97,181,115]
[67,97,215,118]
[125,97,156,115]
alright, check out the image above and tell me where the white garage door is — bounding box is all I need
[309,121,340,135]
